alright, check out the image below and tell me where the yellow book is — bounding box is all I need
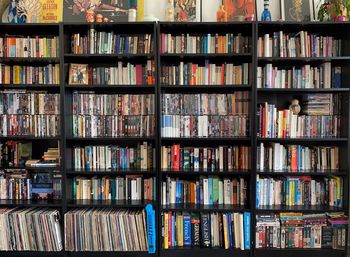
[176,213,184,247]
[13,66,20,84]
[43,37,47,57]
[164,213,169,249]
[290,181,295,206]
[222,213,229,249]
[137,0,145,21]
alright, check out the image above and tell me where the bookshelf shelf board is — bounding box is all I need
[0,166,60,171]
[254,248,346,252]
[257,88,349,93]
[0,136,61,141]
[0,84,61,90]
[162,204,249,212]
[0,57,60,63]
[255,205,345,213]
[0,251,63,257]
[65,84,155,90]
[65,252,153,257]
[161,170,251,176]
[66,169,156,176]
[257,137,348,143]
[0,199,62,207]
[254,248,346,257]
[64,53,154,59]
[160,248,250,257]
[257,57,350,63]
[161,84,251,92]
[161,137,251,143]
[67,199,155,208]
[256,170,347,176]
[66,137,155,143]
[160,53,252,59]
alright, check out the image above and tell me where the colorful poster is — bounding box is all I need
[174,0,199,22]
[63,0,136,22]
[223,0,256,21]
[39,0,63,22]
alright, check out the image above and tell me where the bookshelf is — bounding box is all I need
[0,21,348,257]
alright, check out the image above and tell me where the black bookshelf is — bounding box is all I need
[0,21,348,257]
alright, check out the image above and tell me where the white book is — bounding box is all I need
[203,178,209,205]
[263,34,270,57]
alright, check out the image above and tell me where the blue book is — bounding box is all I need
[172,214,176,247]
[176,182,180,204]
[183,212,192,246]
[256,178,260,208]
[227,213,233,247]
[208,178,213,205]
[145,204,156,254]
[243,212,251,249]
[86,146,91,171]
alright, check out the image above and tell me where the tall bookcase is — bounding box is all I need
[0,21,348,257]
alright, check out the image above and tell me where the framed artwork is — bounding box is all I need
[63,0,133,22]
[256,0,282,21]
[311,0,325,20]
[69,64,88,85]
[281,0,312,21]
[174,0,201,22]
[222,0,256,21]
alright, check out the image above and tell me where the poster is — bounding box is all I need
[223,0,256,21]
[174,0,200,22]
[39,0,63,22]
[63,0,136,22]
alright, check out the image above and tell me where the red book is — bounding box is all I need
[135,64,143,85]
[291,146,298,171]
[172,144,180,171]
[232,180,237,205]
[261,106,266,137]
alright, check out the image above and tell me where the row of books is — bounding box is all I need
[162,93,249,116]
[161,115,248,138]
[0,208,62,251]
[73,93,155,116]
[160,33,250,54]
[73,61,155,85]
[0,171,61,200]
[72,115,154,138]
[72,143,154,171]
[72,176,155,201]
[0,91,60,115]
[258,103,339,138]
[162,211,251,250]
[257,143,339,172]
[0,36,59,58]
[162,176,247,206]
[161,145,251,171]
[71,31,153,54]
[160,62,249,86]
[255,213,348,249]
[256,175,343,207]
[257,63,341,89]
[0,64,60,85]
[0,114,60,137]
[258,32,341,58]
[64,208,149,251]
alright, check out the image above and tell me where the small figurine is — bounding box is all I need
[261,0,272,21]
[95,13,103,22]
[289,99,301,115]
[86,9,95,22]
[217,5,228,22]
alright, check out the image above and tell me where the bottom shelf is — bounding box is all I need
[0,252,63,256]
[160,248,250,257]
[67,252,153,257]
[254,248,346,257]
